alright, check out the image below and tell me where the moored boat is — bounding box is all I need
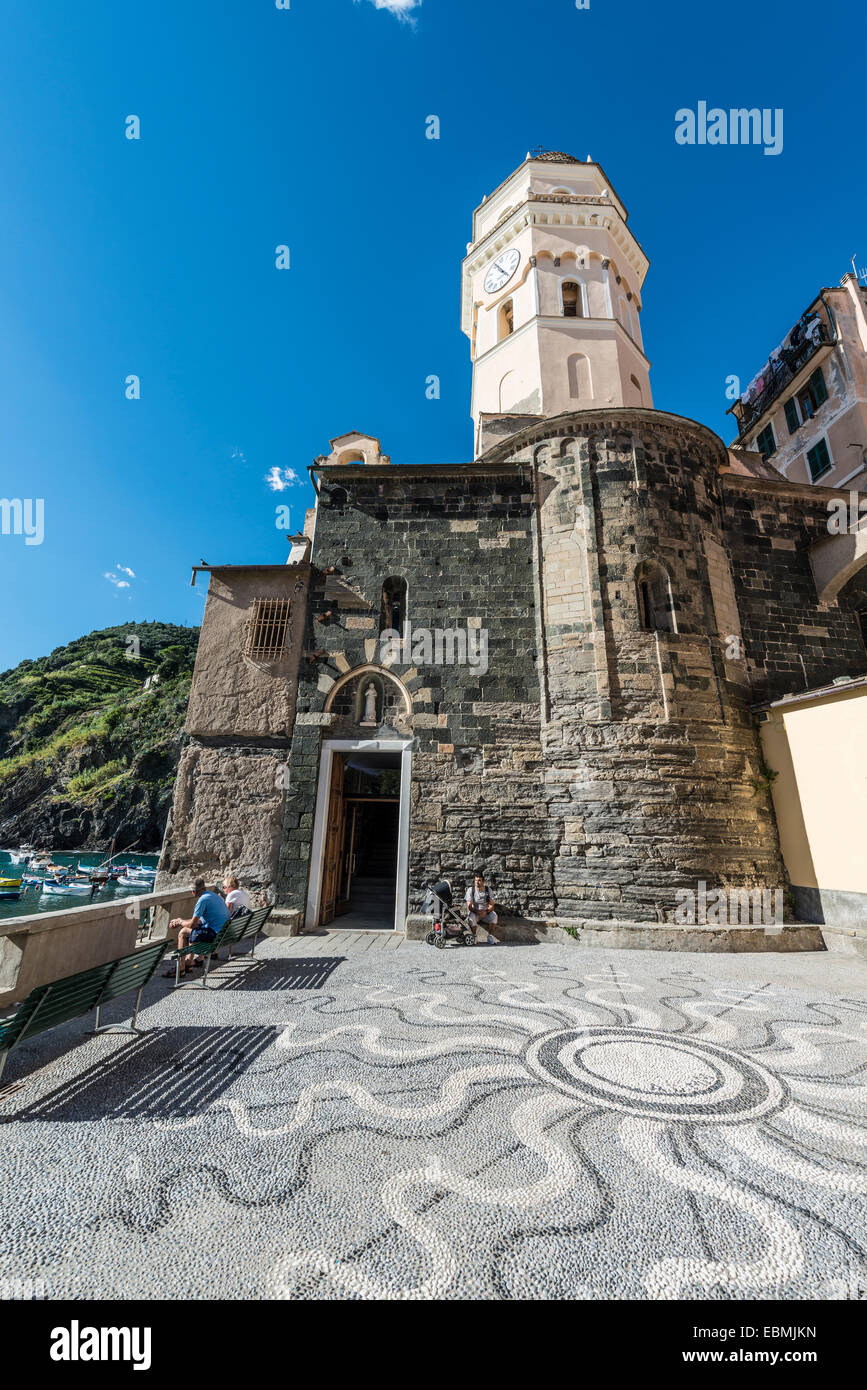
[76,864,109,883]
[41,881,92,897]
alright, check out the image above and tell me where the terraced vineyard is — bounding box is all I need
[0,622,198,851]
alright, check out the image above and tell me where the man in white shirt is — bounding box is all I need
[223,874,251,917]
[465,871,498,941]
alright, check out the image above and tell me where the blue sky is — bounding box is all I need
[0,0,863,669]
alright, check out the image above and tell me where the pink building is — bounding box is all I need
[729,273,867,492]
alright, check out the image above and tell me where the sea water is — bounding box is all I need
[0,850,160,925]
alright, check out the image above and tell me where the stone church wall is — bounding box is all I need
[158,412,866,929]
[721,478,867,703]
[493,411,789,922]
[157,565,309,894]
[275,464,557,918]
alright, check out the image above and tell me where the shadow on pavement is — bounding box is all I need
[9,1025,278,1122]
[212,957,347,991]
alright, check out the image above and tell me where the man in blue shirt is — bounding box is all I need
[164,876,230,978]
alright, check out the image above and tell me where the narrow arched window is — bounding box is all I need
[562,281,583,318]
[636,560,676,633]
[567,352,592,400]
[380,577,407,636]
[498,299,514,340]
[630,374,643,405]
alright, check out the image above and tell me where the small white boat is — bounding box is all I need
[117,874,153,888]
[41,879,92,897]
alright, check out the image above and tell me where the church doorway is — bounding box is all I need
[307,739,412,932]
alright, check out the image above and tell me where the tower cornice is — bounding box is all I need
[461,196,649,337]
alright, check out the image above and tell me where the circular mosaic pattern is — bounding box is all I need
[524,1026,788,1123]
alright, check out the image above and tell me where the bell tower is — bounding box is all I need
[461,151,653,455]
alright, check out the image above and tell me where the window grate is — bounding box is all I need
[246,597,291,660]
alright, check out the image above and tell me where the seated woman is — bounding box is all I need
[163,876,230,978]
[223,873,251,918]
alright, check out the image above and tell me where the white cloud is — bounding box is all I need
[104,565,134,589]
[231,447,247,464]
[356,0,421,19]
[265,466,299,492]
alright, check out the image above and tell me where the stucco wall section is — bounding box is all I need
[760,685,867,896]
[185,567,308,739]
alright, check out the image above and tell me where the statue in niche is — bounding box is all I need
[360,681,378,726]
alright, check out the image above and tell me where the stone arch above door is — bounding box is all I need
[324,664,413,732]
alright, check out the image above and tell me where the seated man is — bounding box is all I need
[163,876,230,978]
[465,870,498,941]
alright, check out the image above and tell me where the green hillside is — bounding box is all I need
[0,622,198,852]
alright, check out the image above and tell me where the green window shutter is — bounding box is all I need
[784,399,800,434]
[806,438,831,480]
[809,367,828,406]
[757,425,776,459]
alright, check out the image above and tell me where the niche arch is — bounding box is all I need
[324,664,413,727]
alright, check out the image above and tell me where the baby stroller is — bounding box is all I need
[422,880,476,949]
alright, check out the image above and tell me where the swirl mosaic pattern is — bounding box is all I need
[524,1026,788,1123]
[1,941,866,1301]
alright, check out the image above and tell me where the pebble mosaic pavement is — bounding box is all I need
[1,931,866,1301]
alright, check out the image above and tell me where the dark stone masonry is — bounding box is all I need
[157,408,867,930]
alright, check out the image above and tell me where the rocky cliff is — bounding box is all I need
[0,622,198,852]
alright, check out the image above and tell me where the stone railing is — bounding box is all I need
[0,887,194,1009]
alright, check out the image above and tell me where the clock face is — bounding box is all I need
[484,248,520,294]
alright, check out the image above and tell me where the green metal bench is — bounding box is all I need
[169,905,273,988]
[223,905,272,959]
[0,938,169,1085]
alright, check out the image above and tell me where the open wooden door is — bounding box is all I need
[341,803,358,913]
[319,753,347,925]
